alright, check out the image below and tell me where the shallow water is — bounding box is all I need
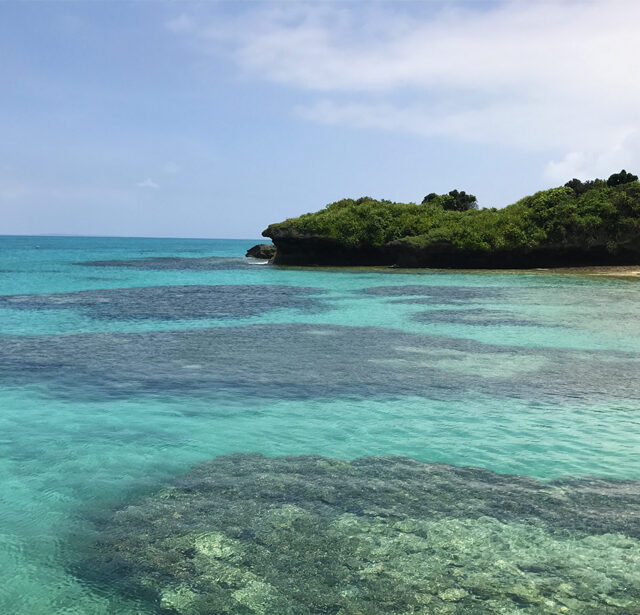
[0,235,639,613]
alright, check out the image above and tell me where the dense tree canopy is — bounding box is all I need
[607,169,638,187]
[564,178,599,196]
[265,171,640,254]
[444,189,478,211]
[564,171,638,196]
[423,189,478,211]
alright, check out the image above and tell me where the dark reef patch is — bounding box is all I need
[78,454,640,615]
[361,285,507,303]
[0,285,326,321]
[1,324,639,403]
[82,276,126,282]
[76,256,267,271]
[413,308,548,328]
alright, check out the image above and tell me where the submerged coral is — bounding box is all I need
[0,285,325,321]
[76,256,260,270]
[2,324,640,403]
[81,454,640,614]
[412,307,544,328]
[361,285,507,302]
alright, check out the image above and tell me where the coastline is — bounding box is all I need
[541,265,640,278]
[267,261,640,279]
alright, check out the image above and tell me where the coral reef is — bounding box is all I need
[80,454,640,614]
[1,324,639,403]
[0,285,325,321]
[77,256,260,270]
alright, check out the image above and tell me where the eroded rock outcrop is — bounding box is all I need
[262,226,640,267]
[245,244,276,260]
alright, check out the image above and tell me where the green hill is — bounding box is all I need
[262,171,640,268]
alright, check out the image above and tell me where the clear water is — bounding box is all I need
[0,235,639,613]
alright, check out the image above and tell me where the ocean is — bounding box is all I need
[0,235,639,614]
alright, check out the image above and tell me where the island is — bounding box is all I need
[261,170,640,268]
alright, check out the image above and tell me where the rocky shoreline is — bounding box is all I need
[247,238,640,277]
[245,244,276,260]
[260,228,640,269]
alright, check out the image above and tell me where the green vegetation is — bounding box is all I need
[423,189,478,211]
[265,171,640,255]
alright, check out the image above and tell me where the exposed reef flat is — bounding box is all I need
[79,454,640,615]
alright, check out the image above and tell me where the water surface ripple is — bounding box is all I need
[0,236,638,614]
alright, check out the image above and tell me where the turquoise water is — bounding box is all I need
[0,235,639,613]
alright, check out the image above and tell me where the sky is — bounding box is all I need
[1,0,639,239]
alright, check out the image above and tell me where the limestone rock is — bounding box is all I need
[245,244,276,260]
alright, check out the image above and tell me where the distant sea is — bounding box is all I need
[1,235,639,613]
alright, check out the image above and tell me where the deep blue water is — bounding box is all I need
[1,235,639,613]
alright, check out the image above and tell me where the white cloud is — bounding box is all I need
[136,178,159,189]
[544,130,640,182]
[170,1,640,181]
[544,152,589,183]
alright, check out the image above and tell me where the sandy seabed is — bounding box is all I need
[537,266,640,279]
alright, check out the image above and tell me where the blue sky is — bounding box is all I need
[1,1,639,238]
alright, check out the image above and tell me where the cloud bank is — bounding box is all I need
[170,1,640,182]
